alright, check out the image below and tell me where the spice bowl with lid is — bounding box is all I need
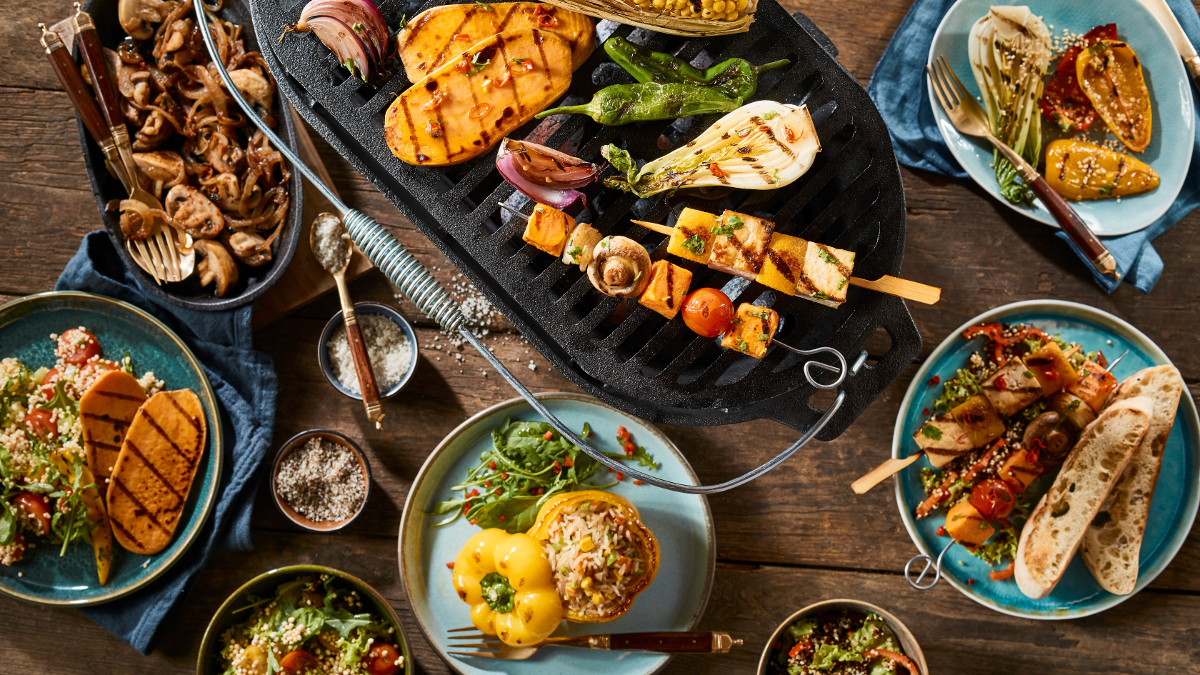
[318,301,418,401]
[271,429,372,532]
[757,599,927,675]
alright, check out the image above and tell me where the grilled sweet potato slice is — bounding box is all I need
[106,389,206,555]
[385,29,573,166]
[398,3,594,81]
[80,370,147,479]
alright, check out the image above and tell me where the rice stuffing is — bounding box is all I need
[327,314,412,395]
[542,499,648,619]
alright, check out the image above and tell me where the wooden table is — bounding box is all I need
[2,1,1199,673]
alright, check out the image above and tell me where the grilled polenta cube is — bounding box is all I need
[667,208,719,264]
[757,232,808,296]
[709,211,774,279]
[721,303,779,359]
[522,205,574,256]
[1024,341,1080,396]
[797,242,854,307]
[638,260,693,319]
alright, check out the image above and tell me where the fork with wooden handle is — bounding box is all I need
[447,628,741,660]
[70,4,193,284]
[630,219,941,305]
[927,55,1119,280]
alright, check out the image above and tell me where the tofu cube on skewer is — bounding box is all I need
[981,357,1044,417]
[709,211,775,279]
[797,242,854,307]
[522,205,574,257]
[913,415,974,468]
[666,208,719,264]
[720,303,779,359]
[638,260,693,320]
[757,232,809,296]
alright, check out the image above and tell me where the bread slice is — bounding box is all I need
[106,389,206,555]
[1014,397,1152,599]
[80,370,147,479]
[1081,366,1184,594]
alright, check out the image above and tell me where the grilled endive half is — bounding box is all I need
[602,100,820,198]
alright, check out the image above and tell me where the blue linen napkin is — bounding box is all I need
[55,231,278,654]
[866,0,1200,293]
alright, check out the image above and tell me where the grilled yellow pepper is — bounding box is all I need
[451,529,564,646]
[1076,40,1152,152]
[1045,140,1158,201]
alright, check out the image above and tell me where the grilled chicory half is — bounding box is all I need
[968,6,1052,205]
[602,101,820,198]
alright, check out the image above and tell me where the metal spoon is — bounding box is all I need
[311,213,385,428]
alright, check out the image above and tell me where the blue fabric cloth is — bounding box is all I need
[866,0,1200,293]
[55,231,278,654]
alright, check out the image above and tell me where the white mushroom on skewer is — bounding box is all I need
[587,236,651,299]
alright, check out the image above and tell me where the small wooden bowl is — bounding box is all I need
[271,429,371,532]
[317,302,418,401]
[757,599,927,675]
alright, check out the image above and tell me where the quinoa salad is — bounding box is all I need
[542,498,649,620]
[218,573,405,675]
[767,610,917,675]
[0,328,161,569]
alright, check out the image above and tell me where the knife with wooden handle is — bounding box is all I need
[1139,0,1200,90]
[71,4,140,188]
[38,22,132,192]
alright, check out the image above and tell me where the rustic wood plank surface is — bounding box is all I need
[1,0,1199,674]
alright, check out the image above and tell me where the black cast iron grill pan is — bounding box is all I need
[250,0,920,438]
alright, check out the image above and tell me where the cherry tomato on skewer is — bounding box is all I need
[969,478,1016,521]
[681,288,732,338]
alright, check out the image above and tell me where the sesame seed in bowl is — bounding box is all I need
[271,430,371,532]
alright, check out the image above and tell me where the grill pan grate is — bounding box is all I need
[251,0,920,438]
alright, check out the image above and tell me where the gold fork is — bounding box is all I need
[926,55,1119,280]
[447,627,741,660]
[71,4,193,285]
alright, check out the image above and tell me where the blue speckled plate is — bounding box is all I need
[893,300,1199,618]
[0,292,222,606]
[399,393,715,675]
[929,0,1195,235]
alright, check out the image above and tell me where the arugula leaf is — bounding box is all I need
[42,380,78,417]
[289,607,326,638]
[326,606,374,638]
[0,502,14,546]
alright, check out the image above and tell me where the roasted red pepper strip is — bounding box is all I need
[963,439,1006,485]
[1039,24,1117,132]
[916,470,959,519]
[989,561,1016,581]
[865,649,920,675]
[962,323,1050,365]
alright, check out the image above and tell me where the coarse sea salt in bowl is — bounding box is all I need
[271,429,372,532]
[318,302,418,401]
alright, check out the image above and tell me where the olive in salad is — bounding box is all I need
[768,610,918,675]
[218,573,405,675]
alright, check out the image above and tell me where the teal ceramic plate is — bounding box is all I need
[893,300,1199,618]
[399,393,715,675]
[197,565,413,675]
[928,0,1195,235]
[0,291,222,606]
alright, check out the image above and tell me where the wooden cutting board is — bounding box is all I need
[50,19,373,330]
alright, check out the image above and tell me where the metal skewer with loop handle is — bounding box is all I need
[194,0,851,493]
[900,349,1131,590]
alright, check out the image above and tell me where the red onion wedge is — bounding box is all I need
[498,138,600,190]
[497,153,584,210]
[294,0,389,67]
[305,15,372,82]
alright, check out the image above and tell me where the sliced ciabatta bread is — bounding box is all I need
[1014,397,1152,599]
[1081,366,1184,595]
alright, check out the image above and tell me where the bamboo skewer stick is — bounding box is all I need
[630,219,941,305]
[851,453,925,494]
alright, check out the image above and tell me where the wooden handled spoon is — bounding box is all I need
[311,213,385,428]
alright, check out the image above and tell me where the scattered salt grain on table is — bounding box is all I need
[276,437,366,522]
[327,314,412,395]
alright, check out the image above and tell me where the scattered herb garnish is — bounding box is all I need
[920,424,944,441]
[468,51,491,76]
[474,1,495,11]
[818,248,840,266]
[682,234,706,255]
[762,110,779,120]
[712,214,744,237]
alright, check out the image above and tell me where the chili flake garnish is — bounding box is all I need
[469,102,492,119]
[421,90,446,112]
[454,32,472,41]
[424,120,443,138]
[709,163,728,179]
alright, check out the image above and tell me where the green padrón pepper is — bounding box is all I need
[535,82,741,125]
[603,36,790,101]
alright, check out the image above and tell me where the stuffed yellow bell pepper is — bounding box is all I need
[1076,41,1152,152]
[528,490,660,623]
[451,529,564,646]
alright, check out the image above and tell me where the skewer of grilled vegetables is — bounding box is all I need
[384,29,572,166]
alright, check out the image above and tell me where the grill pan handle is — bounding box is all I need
[194,0,856,494]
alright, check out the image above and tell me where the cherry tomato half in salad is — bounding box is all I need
[364,643,403,675]
[278,650,320,675]
[969,478,1015,521]
[14,492,52,536]
[57,329,101,365]
[81,359,119,382]
[681,288,732,338]
[40,367,61,399]
[23,408,57,440]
